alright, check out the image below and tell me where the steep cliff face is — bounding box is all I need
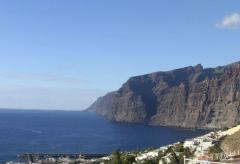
[87,62,240,129]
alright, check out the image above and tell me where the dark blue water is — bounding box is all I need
[0,110,208,162]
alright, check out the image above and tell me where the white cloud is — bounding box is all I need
[216,12,240,29]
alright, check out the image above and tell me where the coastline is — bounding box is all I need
[5,125,240,164]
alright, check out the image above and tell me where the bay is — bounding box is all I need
[0,109,208,162]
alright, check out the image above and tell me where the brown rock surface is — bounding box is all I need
[86,62,240,129]
[221,129,240,154]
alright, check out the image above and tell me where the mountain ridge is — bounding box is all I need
[86,61,240,129]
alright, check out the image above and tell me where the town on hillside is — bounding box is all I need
[4,124,240,164]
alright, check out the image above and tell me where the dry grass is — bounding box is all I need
[220,130,240,155]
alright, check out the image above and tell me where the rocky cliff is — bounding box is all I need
[86,62,240,129]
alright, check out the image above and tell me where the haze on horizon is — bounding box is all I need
[0,0,239,110]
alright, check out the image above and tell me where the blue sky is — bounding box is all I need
[0,0,239,110]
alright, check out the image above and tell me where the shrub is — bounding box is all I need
[120,154,136,164]
[208,144,223,154]
[174,143,184,152]
[144,158,159,164]
[222,127,229,131]
[107,150,136,164]
[183,147,194,158]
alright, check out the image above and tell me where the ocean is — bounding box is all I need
[0,109,208,162]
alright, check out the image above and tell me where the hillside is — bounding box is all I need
[86,61,240,129]
[221,127,240,155]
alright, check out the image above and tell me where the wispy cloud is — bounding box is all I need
[0,72,105,110]
[216,12,240,29]
[0,72,89,85]
[0,85,106,110]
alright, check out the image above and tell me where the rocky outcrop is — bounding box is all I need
[86,62,240,129]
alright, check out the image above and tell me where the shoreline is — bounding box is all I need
[5,125,239,164]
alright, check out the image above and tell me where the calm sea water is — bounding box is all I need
[0,109,208,162]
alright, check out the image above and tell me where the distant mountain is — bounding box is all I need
[86,61,240,129]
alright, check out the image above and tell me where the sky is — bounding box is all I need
[0,0,239,110]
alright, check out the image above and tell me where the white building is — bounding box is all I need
[184,140,197,149]
[136,151,158,161]
[196,141,214,152]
